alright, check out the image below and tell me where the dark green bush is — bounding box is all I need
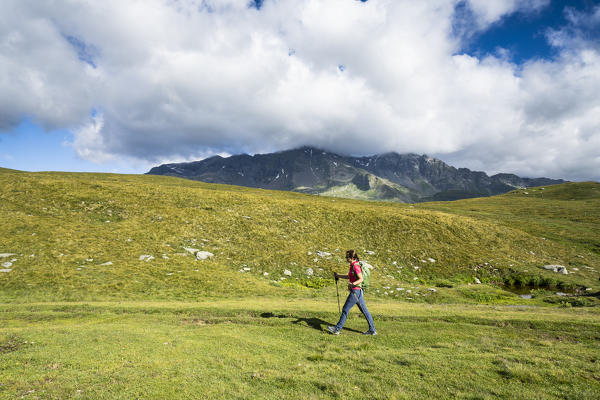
[528,275,543,287]
[542,277,558,287]
[543,296,596,307]
[434,279,454,288]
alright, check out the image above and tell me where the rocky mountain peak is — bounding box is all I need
[147,147,565,203]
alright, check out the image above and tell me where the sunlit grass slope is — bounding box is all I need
[0,170,598,303]
[419,182,600,255]
[1,301,600,399]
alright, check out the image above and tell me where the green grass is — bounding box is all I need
[418,182,600,255]
[1,170,599,398]
[1,171,598,302]
[1,300,599,399]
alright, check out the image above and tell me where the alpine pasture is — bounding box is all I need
[1,169,599,399]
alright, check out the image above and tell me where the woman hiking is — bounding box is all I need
[328,250,377,335]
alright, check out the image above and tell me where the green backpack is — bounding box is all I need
[353,261,372,291]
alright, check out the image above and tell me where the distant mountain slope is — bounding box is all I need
[147,146,565,202]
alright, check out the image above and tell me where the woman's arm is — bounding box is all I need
[352,271,363,286]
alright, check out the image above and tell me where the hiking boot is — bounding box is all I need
[327,326,340,335]
[362,330,377,336]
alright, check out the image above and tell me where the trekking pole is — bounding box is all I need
[334,272,341,313]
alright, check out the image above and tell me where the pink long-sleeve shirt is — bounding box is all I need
[348,261,362,290]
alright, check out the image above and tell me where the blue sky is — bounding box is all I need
[1,0,599,180]
[464,0,598,63]
[0,120,140,173]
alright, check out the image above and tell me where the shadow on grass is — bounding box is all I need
[260,312,362,333]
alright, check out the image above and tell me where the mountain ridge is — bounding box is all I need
[147,146,565,202]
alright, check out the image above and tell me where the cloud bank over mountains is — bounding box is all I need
[1,0,599,181]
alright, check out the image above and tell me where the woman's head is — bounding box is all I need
[345,250,359,261]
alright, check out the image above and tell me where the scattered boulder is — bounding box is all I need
[195,251,214,260]
[316,251,331,257]
[183,247,200,255]
[306,268,314,276]
[139,255,154,262]
[182,247,213,260]
[2,262,13,268]
[427,258,436,263]
[0,269,12,273]
[428,288,437,292]
[543,265,568,275]
[284,269,292,276]
[474,277,481,284]
[0,253,16,258]
[100,261,113,266]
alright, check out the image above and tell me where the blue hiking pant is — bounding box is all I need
[335,289,376,332]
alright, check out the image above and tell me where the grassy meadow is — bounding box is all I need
[1,169,599,398]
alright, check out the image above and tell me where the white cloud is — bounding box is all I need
[465,0,549,27]
[70,113,111,163]
[0,0,599,181]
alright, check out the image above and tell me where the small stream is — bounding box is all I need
[501,285,576,299]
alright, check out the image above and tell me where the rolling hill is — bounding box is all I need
[0,168,597,303]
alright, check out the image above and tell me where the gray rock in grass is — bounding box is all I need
[195,251,214,260]
[183,247,200,255]
[543,265,568,275]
